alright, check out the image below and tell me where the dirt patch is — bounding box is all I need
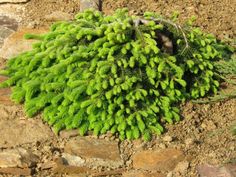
[22,0,80,27]
[102,0,236,41]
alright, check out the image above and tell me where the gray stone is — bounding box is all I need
[80,0,100,12]
[62,153,85,166]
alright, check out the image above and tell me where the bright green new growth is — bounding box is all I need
[0,9,233,140]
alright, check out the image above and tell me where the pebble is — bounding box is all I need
[185,138,195,146]
[163,135,173,142]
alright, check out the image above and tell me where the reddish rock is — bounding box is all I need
[0,167,32,176]
[0,28,48,59]
[122,170,165,177]
[132,148,185,171]
[197,164,234,177]
[65,137,121,162]
[0,88,12,105]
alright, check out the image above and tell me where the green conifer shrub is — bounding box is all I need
[0,9,233,140]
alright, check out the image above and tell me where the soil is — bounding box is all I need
[0,0,235,177]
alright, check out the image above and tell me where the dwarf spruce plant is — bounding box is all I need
[0,9,233,140]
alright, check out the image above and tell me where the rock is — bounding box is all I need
[132,148,185,171]
[0,4,24,23]
[0,15,18,31]
[162,135,173,142]
[224,164,236,177]
[0,26,14,40]
[0,88,12,105]
[174,161,189,173]
[0,28,48,59]
[197,164,233,177]
[62,153,85,166]
[52,158,91,175]
[80,0,100,12]
[0,167,32,176]
[45,11,72,21]
[59,129,79,139]
[0,0,29,2]
[40,161,56,170]
[65,137,123,168]
[122,170,165,177]
[0,118,54,148]
[0,148,38,168]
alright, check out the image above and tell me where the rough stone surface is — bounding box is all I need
[0,148,38,168]
[0,0,29,2]
[62,153,85,166]
[52,158,91,175]
[0,87,12,105]
[224,164,236,177]
[174,161,190,173]
[0,4,24,23]
[132,148,185,171]
[162,135,173,142]
[197,164,234,177]
[40,161,56,170]
[65,137,121,161]
[80,0,100,12]
[0,28,48,59]
[44,11,72,21]
[0,118,54,148]
[59,129,79,139]
[0,15,18,30]
[0,167,32,176]
[122,170,165,177]
[65,137,123,168]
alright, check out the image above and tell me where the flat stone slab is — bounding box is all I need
[197,164,235,177]
[0,118,54,148]
[65,137,123,168]
[0,28,48,59]
[132,148,185,171]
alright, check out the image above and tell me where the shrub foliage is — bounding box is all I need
[0,9,233,140]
